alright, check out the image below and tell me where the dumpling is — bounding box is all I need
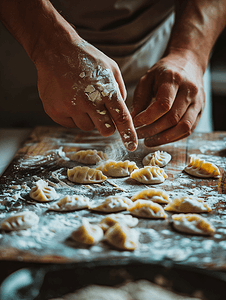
[130,166,168,184]
[48,195,90,211]
[184,155,220,178]
[30,179,59,202]
[90,196,133,213]
[96,160,138,177]
[71,218,103,245]
[164,195,212,213]
[1,211,39,231]
[105,223,139,251]
[143,150,171,167]
[99,213,138,232]
[70,149,107,165]
[67,166,107,184]
[131,188,170,204]
[128,200,168,219]
[172,214,216,236]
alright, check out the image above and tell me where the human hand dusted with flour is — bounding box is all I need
[0,0,137,152]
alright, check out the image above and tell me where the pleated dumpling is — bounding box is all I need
[105,223,139,251]
[131,188,170,204]
[143,150,171,167]
[96,160,138,177]
[172,214,216,236]
[48,195,90,211]
[164,195,212,213]
[90,196,133,213]
[1,211,39,231]
[30,179,59,202]
[70,149,107,165]
[184,155,220,178]
[99,213,138,232]
[128,200,168,219]
[130,166,167,184]
[67,166,107,184]
[71,218,103,245]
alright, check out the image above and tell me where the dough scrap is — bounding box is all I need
[99,213,138,232]
[143,150,171,167]
[164,195,212,213]
[129,200,168,219]
[130,166,168,184]
[70,149,107,165]
[184,155,220,178]
[67,166,107,184]
[131,188,170,204]
[172,214,216,236]
[48,195,90,211]
[105,223,139,251]
[96,160,138,177]
[71,218,103,245]
[30,179,59,202]
[1,211,39,231]
[90,196,133,213]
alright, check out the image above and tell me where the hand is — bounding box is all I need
[35,37,137,151]
[130,51,205,147]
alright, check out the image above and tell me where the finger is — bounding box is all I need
[130,74,153,119]
[104,94,138,151]
[71,113,95,131]
[144,103,201,147]
[50,116,77,128]
[88,105,116,136]
[133,81,179,128]
[113,68,127,101]
[136,88,191,139]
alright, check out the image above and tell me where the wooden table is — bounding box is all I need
[0,127,226,274]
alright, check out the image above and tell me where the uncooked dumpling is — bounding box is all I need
[71,218,103,245]
[172,214,216,236]
[96,160,138,177]
[128,200,168,219]
[70,149,107,165]
[90,196,133,213]
[164,195,212,213]
[131,188,170,204]
[105,223,139,251]
[48,195,90,211]
[184,155,220,178]
[1,211,39,231]
[67,166,107,184]
[99,213,138,232]
[30,179,59,202]
[130,166,167,184]
[143,150,171,167]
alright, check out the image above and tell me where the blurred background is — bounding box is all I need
[0,21,226,130]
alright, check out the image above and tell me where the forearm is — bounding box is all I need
[165,0,226,73]
[0,0,81,63]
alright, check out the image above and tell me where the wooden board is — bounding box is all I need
[1,126,226,271]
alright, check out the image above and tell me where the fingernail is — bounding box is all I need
[125,141,137,151]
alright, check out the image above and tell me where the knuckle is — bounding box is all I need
[158,98,172,112]
[167,112,181,127]
[180,119,193,135]
[115,112,131,126]
[187,83,199,97]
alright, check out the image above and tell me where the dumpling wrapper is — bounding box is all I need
[1,211,39,231]
[99,213,138,232]
[90,196,133,213]
[164,195,212,213]
[67,166,107,184]
[48,195,90,211]
[30,179,59,202]
[70,149,107,165]
[143,150,171,167]
[129,200,168,219]
[184,155,220,178]
[131,188,170,204]
[71,218,103,245]
[172,214,216,236]
[105,223,139,251]
[130,166,168,184]
[96,160,138,177]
